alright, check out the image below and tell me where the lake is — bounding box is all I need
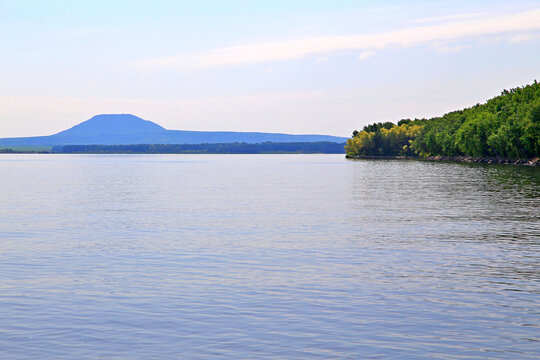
[1,154,538,359]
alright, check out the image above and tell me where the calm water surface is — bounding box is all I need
[1,154,539,359]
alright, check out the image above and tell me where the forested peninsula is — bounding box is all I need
[346,81,539,165]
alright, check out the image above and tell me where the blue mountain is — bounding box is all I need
[0,114,347,146]
[56,114,166,136]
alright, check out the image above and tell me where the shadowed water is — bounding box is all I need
[1,154,538,359]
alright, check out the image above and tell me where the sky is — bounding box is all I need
[1,0,540,137]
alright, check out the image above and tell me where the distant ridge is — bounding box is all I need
[56,114,167,136]
[0,114,347,146]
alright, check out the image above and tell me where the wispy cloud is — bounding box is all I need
[135,8,540,70]
[358,51,376,61]
[507,33,537,43]
[432,43,472,53]
[68,27,105,39]
[411,12,490,24]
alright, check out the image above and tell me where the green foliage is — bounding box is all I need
[455,112,499,156]
[362,122,395,133]
[345,121,422,156]
[347,81,540,159]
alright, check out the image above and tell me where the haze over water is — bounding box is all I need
[1,154,539,359]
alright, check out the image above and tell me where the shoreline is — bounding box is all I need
[0,151,344,155]
[346,155,540,166]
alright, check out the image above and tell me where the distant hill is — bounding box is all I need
[56,114,166,136]
[0,114,347,146]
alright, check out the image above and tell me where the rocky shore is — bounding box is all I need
[424,155,539,166]
[346,154,539,166]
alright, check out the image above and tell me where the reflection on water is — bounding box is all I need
[0,154,539,359]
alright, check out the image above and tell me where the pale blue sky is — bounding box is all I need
[1,0,539,137]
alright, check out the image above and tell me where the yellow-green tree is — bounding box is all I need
[346,122,423,156]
